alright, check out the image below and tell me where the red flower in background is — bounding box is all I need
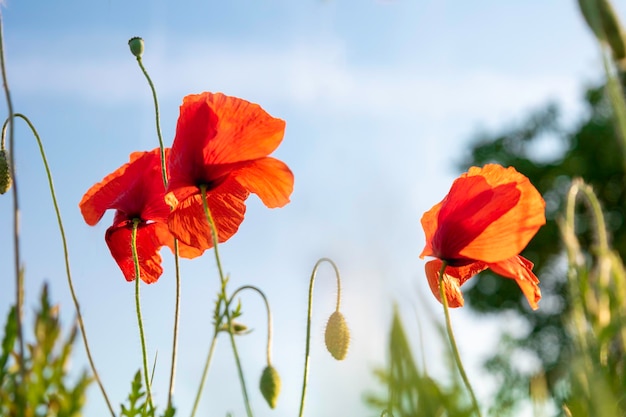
[165,92,294,252]
[419,164,546,310]
[80,149,201,284]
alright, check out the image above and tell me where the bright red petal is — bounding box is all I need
[459,164,546,262]
[105,223,164,284]
[233,157,294,208]
[168,177,248,251]
[424,259,488,308]
[80,149,169,226]
[431,174,520,261]
[488,255,541,310]
[419,201,442,259]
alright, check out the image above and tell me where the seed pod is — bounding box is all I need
[128,37,145,58]
[325,310,350,360]
[0,149,12,194]
[259,365,281,409]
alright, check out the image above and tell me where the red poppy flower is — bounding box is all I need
[165,92,294,251]
[419,164,546,310]
[80,148,201,284]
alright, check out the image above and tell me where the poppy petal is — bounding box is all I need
[173,92,286,166]
[168,177,248,251]
[80,149,169,226]
[105,223,164,284]
[154,222,205,259]
[233,157,294,208]
[459,164,546,263]
[425,260,465,308]
[425,260,488,308]
[488,255,541,310]
[431,175,521,261]
[419,201,442,259]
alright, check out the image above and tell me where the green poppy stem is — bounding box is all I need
[190,331,220,417]
[132,46,182,408]
[298,257,342,417]
[229,285,274,365]
[199,185,254,417]
[0,113,116,416]
[0,12,24,406]
[131,219,154,410]
[437,261,482,417]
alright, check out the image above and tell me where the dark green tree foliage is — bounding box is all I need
[0,284,92,416]
[366,308,472,417]
[459,84,626,413]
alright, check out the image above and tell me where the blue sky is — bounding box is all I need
[0,1,617,416]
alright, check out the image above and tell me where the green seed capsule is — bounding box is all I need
[128,37,145,58]
[0,149,12,195]
[259,365,281,409]
[325,310,350,360]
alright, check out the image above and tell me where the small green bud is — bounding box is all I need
[218,321,250,335]
[128,37,144,58]
[259,365,281,409]
[325,310,350,360]
[0,149,12,194]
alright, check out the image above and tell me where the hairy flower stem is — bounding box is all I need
[200,185,254,417]
[298,258,342,417]
[190,331,220,417]
[133,50,182,407]
[0,12,24,402]
[0,114,116,416]
[229,285,274,364]
[134,55,167,185]
[131,220,154,409]
[438,262,482,417]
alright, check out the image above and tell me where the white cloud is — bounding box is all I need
[9,36,586,125]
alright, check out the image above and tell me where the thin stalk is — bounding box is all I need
[133,51,182,407]
[0,114,116,416]
[229,285,273,364]
[168,240,181,409]
[199,185,254,417]
[134,56,167,185]
[131,219,153,409]
[0,11,24,395]
[298,257,341,417]
[437,262,482,417]
[189,331,220,417]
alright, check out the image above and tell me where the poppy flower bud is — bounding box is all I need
[128,37,144,58]
[259,365,281,409]
[0,149,12,194]
[325,310,350,360]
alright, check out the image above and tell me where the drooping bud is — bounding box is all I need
[324,310,350,360]
[128,37,145,58]
[0,149,12,194]
[259,365,281,409]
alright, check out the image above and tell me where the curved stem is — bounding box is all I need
[134,52,183,407]
[199,185,254,417]
[134,56,167,185]
[437,261,482,416]
[131,219,153,409]
[1,113,116,416]
[0,11,24,396]
[229,285,273,365]
[298,257,342,417]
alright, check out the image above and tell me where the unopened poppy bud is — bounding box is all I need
[259,365,281,409]
[218,321,249,335]
[0,149,12,194]
[325,310,350,360]
[128,37,144,58]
